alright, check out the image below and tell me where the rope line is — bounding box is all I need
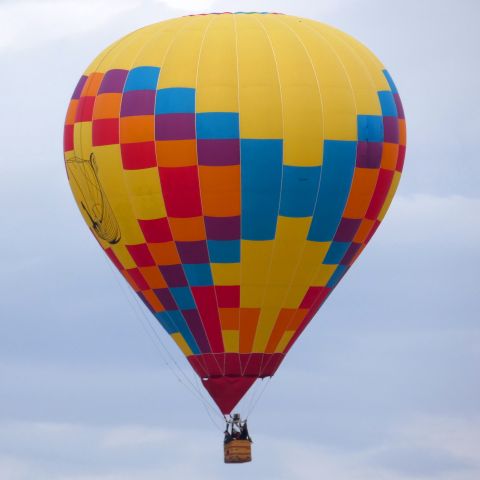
[101,254,225,426]
[246,377,271,419]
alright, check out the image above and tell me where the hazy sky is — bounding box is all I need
[0,0,479,479]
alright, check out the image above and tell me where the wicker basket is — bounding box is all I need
[224,439,252,463]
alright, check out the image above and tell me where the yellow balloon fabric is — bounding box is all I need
[64,13,406,413]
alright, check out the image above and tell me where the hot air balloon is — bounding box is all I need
[64,12,405,462]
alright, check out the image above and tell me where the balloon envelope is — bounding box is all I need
[64,13,406,414]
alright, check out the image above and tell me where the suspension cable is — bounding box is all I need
[100,255,224,423]
[246,377,272,420]
[243,376,262,416]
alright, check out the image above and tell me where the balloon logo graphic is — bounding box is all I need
[64,13,406,415]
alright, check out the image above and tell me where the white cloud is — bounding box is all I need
[0,456,30,480]
[1,416,479,480]
[100,425,172,448]
[0,0,139,51]
[396,415,480,465]
[379,194,480,247]
[154,0,216,13]
[362,415,480,479]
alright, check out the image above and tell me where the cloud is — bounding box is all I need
[0,0,140,51]
[379,194,480,248]
[1,415,479,480]
[0,456,30,480]
[154,0,216,13]
[396,415,480,466]
[364,415,480,478]
[386,194,480,244]
[100,425,172,448]
[329,193,480,330]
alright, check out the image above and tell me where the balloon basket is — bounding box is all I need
[224,439,252,463]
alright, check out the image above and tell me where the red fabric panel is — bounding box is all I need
[215,286,240,308]
[284,286,332,354]
[158,166,202,217]
[63,124,74,152]
[224,353,242,376]
[308,287,331,314]
[365,220,381,244]
[241,353,262,376]
[261,353,284,376]
[191,286,224,352]
[190,353,282,382]
[138,218,172,243]
[121,141,157,170]
[299,287,324,308]
[104,247,123,270]
[365,169,395,219]
[396,144,406,172]
[125,268,149,291]
[92,118,119,146]
[126,244,156,267]
[75,96,95,122]
[202,353,223,376]
[187,356,209,378]
[214,353,226,374]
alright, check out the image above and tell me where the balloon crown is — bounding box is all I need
[185,12,285,16]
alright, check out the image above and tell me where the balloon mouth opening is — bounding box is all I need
[201,376,258,414]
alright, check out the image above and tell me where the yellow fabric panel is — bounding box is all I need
[328,26,389,91]
[282,284,311,309]
[65,168,98,241]
[122,168,167,220]
[222,330,239,353]
[335,26,385,71]
[279,17,357,140]
[252,307,281,351]
[92,145,144,245]
[240,240,273,307]
[83,21,181,74]
[110,244,136,270]
[378,171,402,221]
[267,217,311,285]
[171,332,193,356]
[259,217,308,316]
[157,16,211,89]
[211,263,241,285]
[196,14,238,112]
[235,15,283,138]
[288,241,330,286]
[261,218,327,312]
[262,285,291,308]
[131,20,185,68]
[240,285,263,308]
[275,330,295,353]
[241,241,272,280]
[83,37,125,75]
[92,23,163,73]
[305,20,381,116]
[73,122,92,159]
[258,15,323,166]
[90,145,124,197]
[312,264,338,287]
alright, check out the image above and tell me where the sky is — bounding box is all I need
[0,0,479,478]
